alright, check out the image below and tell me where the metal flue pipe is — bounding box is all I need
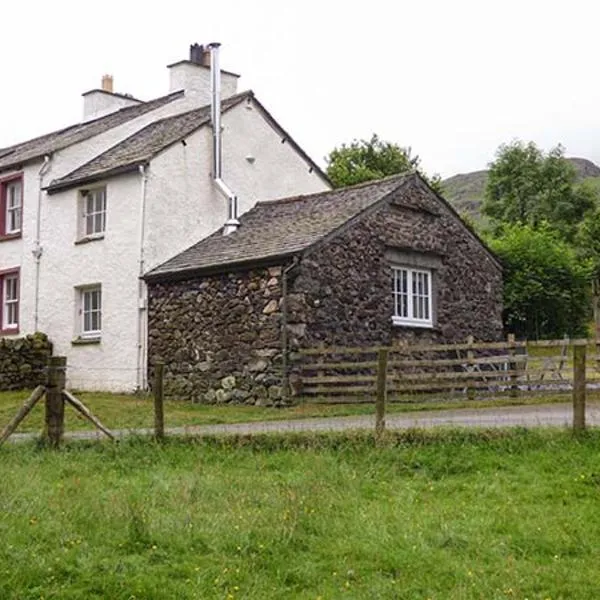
[208,42,239,235]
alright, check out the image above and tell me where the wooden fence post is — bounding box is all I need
[375,348,388,436]
[45,356,66,448]
[466,335,475,401]
[573,343,586,431]
[507,333,519,398]
[154,363,165,440]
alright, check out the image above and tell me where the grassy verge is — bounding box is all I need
[1,430,599,598]
[0,388,584,435]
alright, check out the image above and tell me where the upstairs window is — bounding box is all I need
[80,188,106,239]
[1,175,23,238]
[392,266,433,328]
[1,269,20,333]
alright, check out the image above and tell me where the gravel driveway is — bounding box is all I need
[6,402,599,443]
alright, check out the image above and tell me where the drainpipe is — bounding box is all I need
[208,42,239,235]
[136,164,149,390]
[33,155,51,332]
[281,256,300,402]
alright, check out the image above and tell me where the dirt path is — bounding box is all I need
[7,402,600,443]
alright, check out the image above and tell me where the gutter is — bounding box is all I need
[33,155,52,331]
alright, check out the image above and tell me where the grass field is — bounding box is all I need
[0,388,579,436]
[1,430,600,599]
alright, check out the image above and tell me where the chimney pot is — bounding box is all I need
[189,43,205,65]
[101,74,114,93]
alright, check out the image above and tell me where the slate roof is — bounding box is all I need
[47,91,252,193]
[145,174,411,281]
[0,91,183,173]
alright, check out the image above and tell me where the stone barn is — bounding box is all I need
[144,174,503,403]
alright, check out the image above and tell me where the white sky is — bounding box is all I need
[2,0,600,178]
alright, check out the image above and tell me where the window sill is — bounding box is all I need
[71,336,101,346]
[0,232,22,242]
[392,317,434,329]
[1,327,20,335]
[75,234,105,245]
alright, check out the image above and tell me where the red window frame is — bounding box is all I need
[0,172,24,240]
[0,267,20,334]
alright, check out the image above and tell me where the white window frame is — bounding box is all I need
[79,285,102,339]
[80,188,106,238]
[392,266,433,328]
[2,272,19,331]
[5,179,22,235]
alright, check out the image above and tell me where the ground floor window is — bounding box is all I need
[392,266,433,327]
[78,285,102,339]
[1,269,19,333]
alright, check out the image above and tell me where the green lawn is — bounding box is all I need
[1,430,599,598]
[0,388,580,436]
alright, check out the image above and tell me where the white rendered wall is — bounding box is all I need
[143,99,329,272]
[36,173,143,391]
[83,91,142,122]
[2,96,329,392]
[0,164,40,339]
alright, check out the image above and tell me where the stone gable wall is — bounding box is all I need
[0,333,53,390]
[288,180,503,349]
[147,267,286,404]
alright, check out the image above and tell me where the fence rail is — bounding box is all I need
[296,336,597,411]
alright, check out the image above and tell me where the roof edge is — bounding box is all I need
[144,252,297,283]
[249,96,333,188]
[46,162,144,194]
[412,173,503,271]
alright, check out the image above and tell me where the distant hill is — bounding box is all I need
[442,157,600,222]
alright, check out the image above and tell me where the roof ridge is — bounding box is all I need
[141,89,253,127]
[0,90,184,153]
[46,90,254,192]
[254,173,412,207]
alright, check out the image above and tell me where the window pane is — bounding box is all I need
[86,215,94,235]
[83,310,91,332]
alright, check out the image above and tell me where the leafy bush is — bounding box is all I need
[489,223,592,339]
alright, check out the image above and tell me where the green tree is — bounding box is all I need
[483,141,596,240]
[489,223,592,339]
[326,134,442,192]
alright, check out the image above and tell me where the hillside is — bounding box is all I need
[442,157,600,222]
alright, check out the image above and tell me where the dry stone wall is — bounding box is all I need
[147,267,287,404]
[0,333,53,390]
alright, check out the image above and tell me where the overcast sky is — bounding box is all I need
[2,0,600,178]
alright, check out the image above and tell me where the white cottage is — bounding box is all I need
[0,43,330,391]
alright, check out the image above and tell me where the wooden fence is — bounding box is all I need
[297,336,595,430]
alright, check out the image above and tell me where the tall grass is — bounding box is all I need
[1,430,600,598]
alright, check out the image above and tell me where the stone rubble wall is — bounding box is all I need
[0,333,53,391]
[289,178,503,350]
[147,267,286,404]
[147,178,503,405]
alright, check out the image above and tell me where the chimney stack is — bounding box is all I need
[101,74,114,93]
[189,43,211,67]
[168,42,239,105]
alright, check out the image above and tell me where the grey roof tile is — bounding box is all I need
[0,91,183,173]
[46,92,252,192]
[146,174,411,280]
